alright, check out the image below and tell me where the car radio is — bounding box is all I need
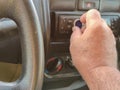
[51,12,120,41]
[45,12,120,78]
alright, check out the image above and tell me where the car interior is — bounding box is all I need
[0,0,120,90]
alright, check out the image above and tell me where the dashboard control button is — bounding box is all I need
[78,0,99,10]
[45,57,63,75]
[67,19,74,24]
[100,0,120,12]
[65,56,74,68]
[58,15,80,34]
[67,25,72,29]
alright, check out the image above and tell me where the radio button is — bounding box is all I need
[58,15,79,34]
[78,0,99,10]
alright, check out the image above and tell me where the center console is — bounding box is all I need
[43,0,120,90]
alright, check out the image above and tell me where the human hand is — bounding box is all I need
[70,9,117,79]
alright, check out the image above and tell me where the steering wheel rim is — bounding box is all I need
[0,0,44,90]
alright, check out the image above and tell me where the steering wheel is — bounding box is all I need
[0,0,44,90]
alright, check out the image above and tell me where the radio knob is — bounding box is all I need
[74,19,82,29]
[45,57,63,75]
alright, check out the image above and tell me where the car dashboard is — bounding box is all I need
[42,0,120,89]
[0,0,120,90]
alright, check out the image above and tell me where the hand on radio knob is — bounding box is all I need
[70,9,118,89]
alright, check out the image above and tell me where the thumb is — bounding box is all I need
[70,26,82,43]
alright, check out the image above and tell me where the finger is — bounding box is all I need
[81,24,86,33]
[80,13,87,23]
[81,9,102,27]
[70,26,82,43]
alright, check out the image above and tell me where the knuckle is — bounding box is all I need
[95,22,104,29]
[70,44,74,53]
[87,9,100,17]
[90,21,104,30]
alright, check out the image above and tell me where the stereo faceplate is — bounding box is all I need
[51,12,120,41]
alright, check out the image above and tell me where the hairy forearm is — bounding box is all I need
[80,66,120,90]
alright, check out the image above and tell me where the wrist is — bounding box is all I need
[81,66,120,90]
